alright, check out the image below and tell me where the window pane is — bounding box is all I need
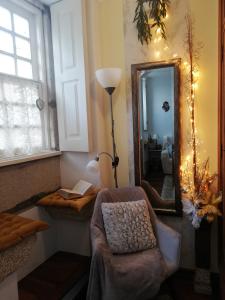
[17,59,33,79]
[0,30,13,54]
[0,53,15,75]
[29,128,42,148]
[10,105,28,127]
[0,6,12,31]
[28,106,42,127]
[0,104,4,126]
[0,129,6,155]
[11,128,28,154]
[15,37,31,59]
[4,82,23,103]
[13,14,30,38]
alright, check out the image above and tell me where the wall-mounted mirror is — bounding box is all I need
[131,59,182,215]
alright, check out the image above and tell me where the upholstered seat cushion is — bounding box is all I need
[101,200,156,253]
[0,213,48,251]
[37,189,99,212]
[107,247,166,297]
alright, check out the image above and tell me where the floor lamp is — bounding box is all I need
[87,68,122,188]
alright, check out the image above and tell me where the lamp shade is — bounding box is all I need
[86,159,99,173]
[96,68,122,88]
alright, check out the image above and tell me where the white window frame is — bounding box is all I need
[0,0,58,164]
[0,0,39,80]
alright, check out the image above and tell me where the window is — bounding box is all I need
[0,0,55,160]
[0,3,37,79]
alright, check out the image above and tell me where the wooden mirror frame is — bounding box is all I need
[131,59,182,216]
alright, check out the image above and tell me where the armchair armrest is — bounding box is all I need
[155,220,181,275]
[87,225,111,300]
[91,225,111,256]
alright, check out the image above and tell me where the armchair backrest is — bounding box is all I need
[91,187,158,237]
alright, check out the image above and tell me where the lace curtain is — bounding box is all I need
[0,74,46,158]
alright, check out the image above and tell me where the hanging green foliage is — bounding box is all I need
[133,0,170,45]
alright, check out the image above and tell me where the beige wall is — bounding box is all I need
[0,157,60,212]
[98,0,129,187]
[59,0,218,271]
[123,0,218,182]
[190,0,218,173]
[121,0,218,270]
[82,0,218,188]
[0,0,218,271]
[60,0,130,188]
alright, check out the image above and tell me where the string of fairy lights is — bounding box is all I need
[146,12,221,220]
[148,13,210,201]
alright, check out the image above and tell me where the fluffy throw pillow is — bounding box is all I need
[101,199,157,254]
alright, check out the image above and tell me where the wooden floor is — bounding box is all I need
[18,252,90,300]
[155,269,220,300]
[18,253,220,300]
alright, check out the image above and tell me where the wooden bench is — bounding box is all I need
[37,190,99,220]
[0,213,48,283]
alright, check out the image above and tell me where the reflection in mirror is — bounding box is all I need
[141,67,174,199]
[132,60,181,215]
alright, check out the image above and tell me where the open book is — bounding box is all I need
[57,180,93,199]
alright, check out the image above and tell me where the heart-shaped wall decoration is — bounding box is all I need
[36,98,45,111]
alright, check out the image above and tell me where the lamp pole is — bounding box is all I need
[105,87,119,188]
[95,68,121,188]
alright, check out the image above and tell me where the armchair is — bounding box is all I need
[87,187,181,300]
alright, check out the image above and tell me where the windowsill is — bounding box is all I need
[0,151,62,168]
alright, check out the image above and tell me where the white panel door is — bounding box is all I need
[51,0,89,152]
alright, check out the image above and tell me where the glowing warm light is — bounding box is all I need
[192,83,198,90]
[164,46,169,51]
[155,51,161,58]
[193,70,200,79]
[173,53,178,58]
[185,65,191,72]
[156,28,161,34]
[165,13,169,20]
